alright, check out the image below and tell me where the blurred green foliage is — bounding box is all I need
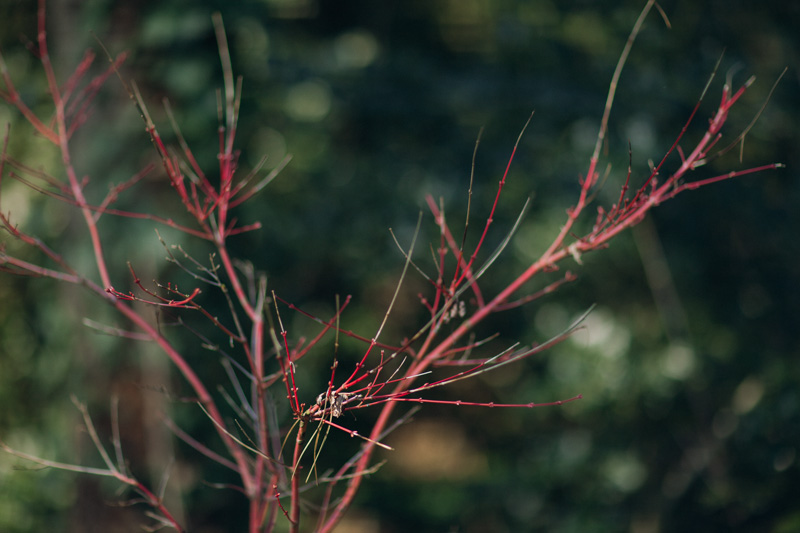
[1,0,798,532]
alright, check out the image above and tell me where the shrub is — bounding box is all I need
[1,1,785,532]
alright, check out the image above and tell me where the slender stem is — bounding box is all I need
[37,0,112,289]
[289,421,307,533]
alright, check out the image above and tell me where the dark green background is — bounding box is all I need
[1,1,797,532]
